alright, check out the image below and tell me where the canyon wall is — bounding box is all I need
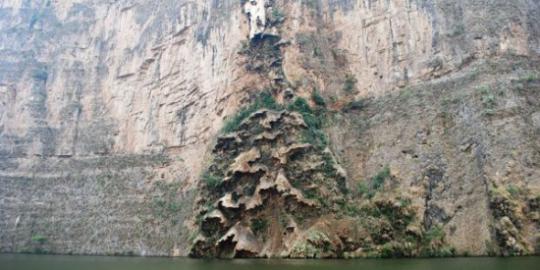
[0,0,539,257]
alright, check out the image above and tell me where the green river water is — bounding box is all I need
[0,254,538,270]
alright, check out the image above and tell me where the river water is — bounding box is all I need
[0,254,538,270]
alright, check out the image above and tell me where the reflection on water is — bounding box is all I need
[0,254,538,270]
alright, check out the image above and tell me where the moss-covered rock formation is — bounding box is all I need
[190,104,349,258]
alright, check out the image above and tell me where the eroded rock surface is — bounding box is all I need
[191,109,348,258]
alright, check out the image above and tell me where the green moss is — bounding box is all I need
[520,73,538,82]
[321,154,336,176]
[477,85,497,116]
[290,241,321,258]
[300,129,327,149]
[419,226,456,257]
[288,97,328,149]
[489,185,508,199]
[354,167,390,199]
[343,99,365,112]
[421,246,456,258]
[311,90,326,107]
[304,188,320,200]
[343,74,358,93]
[202,171,221,190]
[371,200,413,230]
[250,218,268,236]
[423,226,445,244]
[398,198,412,208]
[379,242,413,258]
[31,234,47,244]
[340,202,364,217]
[308,230,332,252]
[222,107,255,133]
[418,225,456,257]
[506,184,521,198]
[356,182,370,198]
[371,166,390,191]
[288,97,313,115]
[222,91,282,133]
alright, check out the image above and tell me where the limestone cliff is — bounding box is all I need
[0,0,539,258]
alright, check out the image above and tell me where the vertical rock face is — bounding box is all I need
[0,0,539,257]
[0,0,250,256]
